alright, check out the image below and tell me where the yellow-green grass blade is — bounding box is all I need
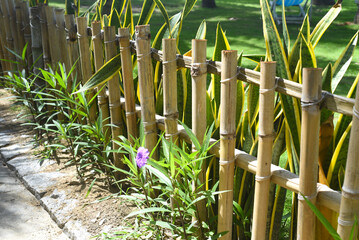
[195,20,206,40]
[209,23,230,106]
[327,121,352,185]
[247,84,259,128]
[332,31,358,93]
[123,0,134,35]
[300,33,317,68]
[76,53,121,94]
[310,0,342,49]
[260,0,291,80]
[137,0,155,26]
[282,3,290,56]
[153,0,172,38]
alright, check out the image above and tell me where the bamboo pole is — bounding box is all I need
[162,38,178,143]
[191,39,207,224]
[76,17,97,123]
[119,28,138,143]
[21,1,32,70]
[40,5,51,69]
[15,1,25,55]
[251,62,276,240]
[217,50,238,240]
[7,0,19,57]
[92,21,110,141]
[29,7,44,78]
[45,6,60,69]
[1,0,15,70]
[337,81,359,239]
[0,6,9,73]
[64,14,82,85]
[55,8,70,72]
[150,50,354,117]
[115,95,343,213]
[297,68,322,240]
[104,25,125,176]
[135,25,158,159]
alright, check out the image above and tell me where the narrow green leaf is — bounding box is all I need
[301,194,341,240]
[195,20,206,39]
[153,0,172,38]
[76,53,121,93]
[332,31,358,93]
[125,207,171,219]
[137,0,155,26]
[310,0,341,48]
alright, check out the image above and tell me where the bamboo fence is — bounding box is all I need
[251,62,276,240]
[3,2,359,238]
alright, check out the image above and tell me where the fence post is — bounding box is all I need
[104,25,124,177]
[0,6,8,72]
[92,21,110,141]
[135,25,158,159]
[55,9,70,72]
[1,0,15,70]
[297,68,322,240]
[15,1,25,55]
[162,38,178,143]
[191,39,207,225]
[29,7,43,77]
[40,5,51,69]
[217,50,238,240]
[251,61,276,240]
[76,16,97,123]
[7,0,19,56]
[119,28,138,143]
[45,6,60,69]
[337,79,359,239]
[64,14,81,85]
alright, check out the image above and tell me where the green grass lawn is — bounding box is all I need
[50,0,358,96]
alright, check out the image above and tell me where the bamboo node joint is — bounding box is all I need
[191,63,207,77]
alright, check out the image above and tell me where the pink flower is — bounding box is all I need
[136,147,149,168]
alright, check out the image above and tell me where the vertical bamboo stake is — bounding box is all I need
[162,38,178,143]
[65,14,82,85]
[251,61,276,240]
[217,50,237,240]
[76,16,97,123]
[7,0,19,56]
[92,21,110,141]
[1,0,15,70]
[55,9,70,72]
[104,25,124,176]
[45,6,60,69]
[297,68,322,240]
[40,5,51,69]
[15,2,25,54]
[337,82,359,239]
[0,7,9,72]
[119,28,138,143]
[29,7,44,77]
[21,1,32,70]
[191,39,207,224]
[135,25,158,159]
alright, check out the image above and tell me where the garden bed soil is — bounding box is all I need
[0,88,135,238]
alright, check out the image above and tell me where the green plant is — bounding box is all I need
[104,122,228,239]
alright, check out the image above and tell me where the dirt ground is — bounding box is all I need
[0,88,135,238]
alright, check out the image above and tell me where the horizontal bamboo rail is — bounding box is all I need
[124,42,355,117]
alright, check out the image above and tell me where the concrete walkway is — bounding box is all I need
[0,162,69,240]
